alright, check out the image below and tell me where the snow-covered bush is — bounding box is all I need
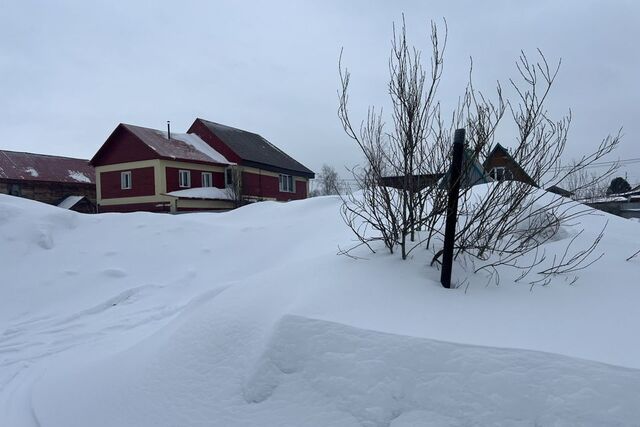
[337,18,619,287]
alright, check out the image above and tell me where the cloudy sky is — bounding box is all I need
[2,0,639,182]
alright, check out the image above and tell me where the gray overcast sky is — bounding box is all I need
[1,0,639,181]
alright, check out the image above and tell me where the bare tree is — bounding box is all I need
[225,166,243,208]
[315,164,343,196]
[338,18,620,288]
[433,51,620,287]
[338,17,449,259]
[563,161,612,201]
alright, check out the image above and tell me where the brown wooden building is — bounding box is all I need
[0,150,96,213]
[482,143,537,186]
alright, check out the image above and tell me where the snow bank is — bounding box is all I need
[33,313,640,427]
[166,186,233,200]
[1,193,640,426]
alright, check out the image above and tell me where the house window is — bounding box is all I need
[202,172,213,188]
[279,174,295,193]
[179,170,191,188]
[490,167,512,181]
[121,171,132,189]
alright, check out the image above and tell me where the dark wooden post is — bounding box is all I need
[440,129,465,289]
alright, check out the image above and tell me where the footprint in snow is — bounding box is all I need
[101,268,127,278]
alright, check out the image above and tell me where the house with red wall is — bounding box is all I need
[90,119,314,213]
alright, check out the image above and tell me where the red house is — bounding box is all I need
[90,119,314,213]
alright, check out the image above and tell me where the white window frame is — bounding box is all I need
[279,174,295,193]
[490,166,513,181]
[201,172,213,188]
[179,170,191,188]
[121,171,132,189]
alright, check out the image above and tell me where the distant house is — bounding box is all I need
[0,150,96,213]
[585,185,640,220]
[379,149,494,192]
[545,185,573,198]
[482,143,537,187]
[378,173,445,192]
[90,119,314,213]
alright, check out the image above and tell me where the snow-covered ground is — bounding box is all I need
[1,192,639,426]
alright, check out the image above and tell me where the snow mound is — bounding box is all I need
[32,309,640,426]
[166,186,233,200]
[245,315,640,426]
[1,193,640,426]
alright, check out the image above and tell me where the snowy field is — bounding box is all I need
[1,192,640,426]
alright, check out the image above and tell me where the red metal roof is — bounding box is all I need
[121,124,230,165]
[0,150,95,184]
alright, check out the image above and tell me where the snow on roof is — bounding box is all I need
[67,170,92,183]
[165,187,233,200]
[586,196,629,203]
[118,124,232,166]
[57,195,85,209]
[160,131,231,165]
[0,150,95,184]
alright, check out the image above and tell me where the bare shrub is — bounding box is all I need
[337,17,620,287]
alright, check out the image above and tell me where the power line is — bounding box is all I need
[310,156,640,182]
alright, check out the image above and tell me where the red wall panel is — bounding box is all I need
[241,171,306,201]
[93,126,157,166]
[295,179,307,199]
[165,167,225,192]
[100,167,155,199]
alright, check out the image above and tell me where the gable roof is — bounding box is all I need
[545,185,573,198]
[440,148,492,189]
[483,143,537,187]
[194,118,314,178]
[0,150,95,184]
[121,124,230,165]
[90,124,231,166]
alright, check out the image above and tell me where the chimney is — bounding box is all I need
[167,120,171,140]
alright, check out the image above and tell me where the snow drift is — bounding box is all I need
[1,191,639,426]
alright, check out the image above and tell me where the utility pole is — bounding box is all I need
[440,128,465,289]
